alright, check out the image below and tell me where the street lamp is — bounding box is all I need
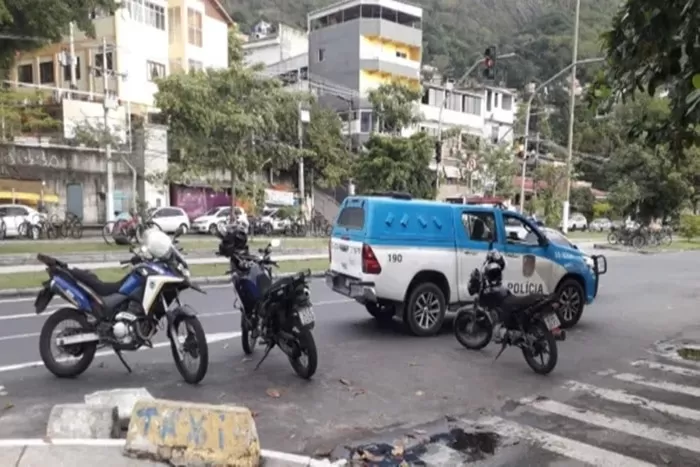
[562,0,582,233]
[520,57,605,212]
[298,103,311,221]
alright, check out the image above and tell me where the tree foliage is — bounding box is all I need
[354,132,436,199]
[368,82,421,134]
[0,89,60,139]
[0,0,118,73]
[570,186,595,219]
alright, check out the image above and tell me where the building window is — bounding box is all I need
[147,61,166,80]
[317,48,325,62]
[187,9,202,46]
[421,88,429,104]
[188,59,203,71]
[94,51,113,77]
[127,0,144,22]
[63,56,82,81]
[463,95,482,115]
[381,7,397,21]
[17,64,33,83]
[361,5,381,18]
[360,111,372,133]
[501,94,513,111]
[486,90,492,112]
[396,51,407,59]
[344,6,360,21]
[39,61,55,84]
[168,7,181,44]
[491,125,499,144]
[397,11,421,28]
[145,2,165,30]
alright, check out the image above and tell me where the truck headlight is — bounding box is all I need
[583,256,594,270]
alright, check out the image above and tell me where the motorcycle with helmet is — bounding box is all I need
[215,224,318,379]
[453,244,565,375]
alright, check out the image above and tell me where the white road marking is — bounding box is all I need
[522,397,700,453]
[564,380,700,422]
[0,331,240,374]
[0,332,40,342]
[477,416,654,467]
[613,373,700,398]
[0,298,352,322]
[631,360,700,378]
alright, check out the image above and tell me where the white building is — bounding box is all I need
[242,22,309,67]
[8,0,233,208]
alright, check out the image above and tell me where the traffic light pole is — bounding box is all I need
[520,56,604,213]
[456,52,516,85]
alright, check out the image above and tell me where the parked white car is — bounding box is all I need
[560,213,588,231]
[191,206,249,235]
[0,204,45,239]
[259,207,292,233]
[589,218,612,232]
[148,206,190,234]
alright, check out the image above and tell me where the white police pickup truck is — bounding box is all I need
[326,194,606,337]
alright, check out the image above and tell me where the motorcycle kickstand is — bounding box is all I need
[254,342,275,371]
[493,342,508,362]
[113,348,132,373]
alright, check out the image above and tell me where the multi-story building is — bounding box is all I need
[6,0,232,211]
[307,0,423,145]
[242,22,309,68]
[9,0,232,112]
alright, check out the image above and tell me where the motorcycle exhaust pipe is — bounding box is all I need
[553,329,566,341]
[56,333,100,346]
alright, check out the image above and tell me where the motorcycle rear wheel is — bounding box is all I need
[288,328,317,379]
[521,321,558,375]
[240,314,258,355]
[454,309,492,350]
[39,308,97,378]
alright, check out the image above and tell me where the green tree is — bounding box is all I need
[368,82,422,134]
[303,104,350,189]
[354,132,436,199]
[570,186,595,219]
[475,146,518,198]
[607,179,639,219]
[0,0,118,72]
[154,65,301,203]
[533,163,567,226]
[228,24,245,65]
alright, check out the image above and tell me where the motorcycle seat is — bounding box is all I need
[70,268,125,296]
[501,293,553,313]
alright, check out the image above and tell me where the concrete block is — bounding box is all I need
[85,387,154,428]
[46,403,120,439]
[124,398,260,467]
[18,446,164,467]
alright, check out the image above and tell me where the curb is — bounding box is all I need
[0,438,344,466]
[0,271,328,299]
[593,243,661,255]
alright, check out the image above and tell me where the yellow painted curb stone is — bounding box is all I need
[123,398,260,466]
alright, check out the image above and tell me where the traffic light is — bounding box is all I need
[435,140,443,164]
[483,46,496,80]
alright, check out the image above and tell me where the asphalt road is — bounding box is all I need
[0,250,698,465]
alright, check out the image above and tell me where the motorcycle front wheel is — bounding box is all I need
[240,314,258,355]
[288,328,317,379]
[453,309,492,350]
[521,321,558,375]
[170,315,209,384]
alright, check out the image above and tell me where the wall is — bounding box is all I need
[309,20,361,91]
[142,124,169,207]
[115,1,169,107]
[182,0,228,70]
[0,143,133,223]
[62,99,128,141]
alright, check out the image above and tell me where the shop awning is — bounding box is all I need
[0,191,59,203]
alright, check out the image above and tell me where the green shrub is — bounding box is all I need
[678,215,700,241]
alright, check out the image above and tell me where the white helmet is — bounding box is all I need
[143,228,173,259]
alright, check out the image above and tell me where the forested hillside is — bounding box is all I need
[221,0,619,88]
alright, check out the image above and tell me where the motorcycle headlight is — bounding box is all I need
[177,262,191,277]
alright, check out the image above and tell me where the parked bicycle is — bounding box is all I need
[103,213,160,245]
[283,218,307,237]
[50,212,83,239]
[17,215,42,240]
[34,214,58,239]
[308,213,331,237]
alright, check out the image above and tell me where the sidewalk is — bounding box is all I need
[0,439,342,467]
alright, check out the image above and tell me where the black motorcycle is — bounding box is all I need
[453,248,565,375]
[216,229,318,379]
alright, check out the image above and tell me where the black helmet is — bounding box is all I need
[218,224,248,256]
[484,262,503,285]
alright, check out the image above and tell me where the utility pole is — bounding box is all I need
[68,23,77,88]
[562,0,581,234]
[100,37,115,222]
[297,103,310,222]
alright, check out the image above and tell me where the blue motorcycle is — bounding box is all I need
[34,228,209,384]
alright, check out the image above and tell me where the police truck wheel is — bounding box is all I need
[555,279,584,329]
[404,282,446,337]
[365,302,395,324]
